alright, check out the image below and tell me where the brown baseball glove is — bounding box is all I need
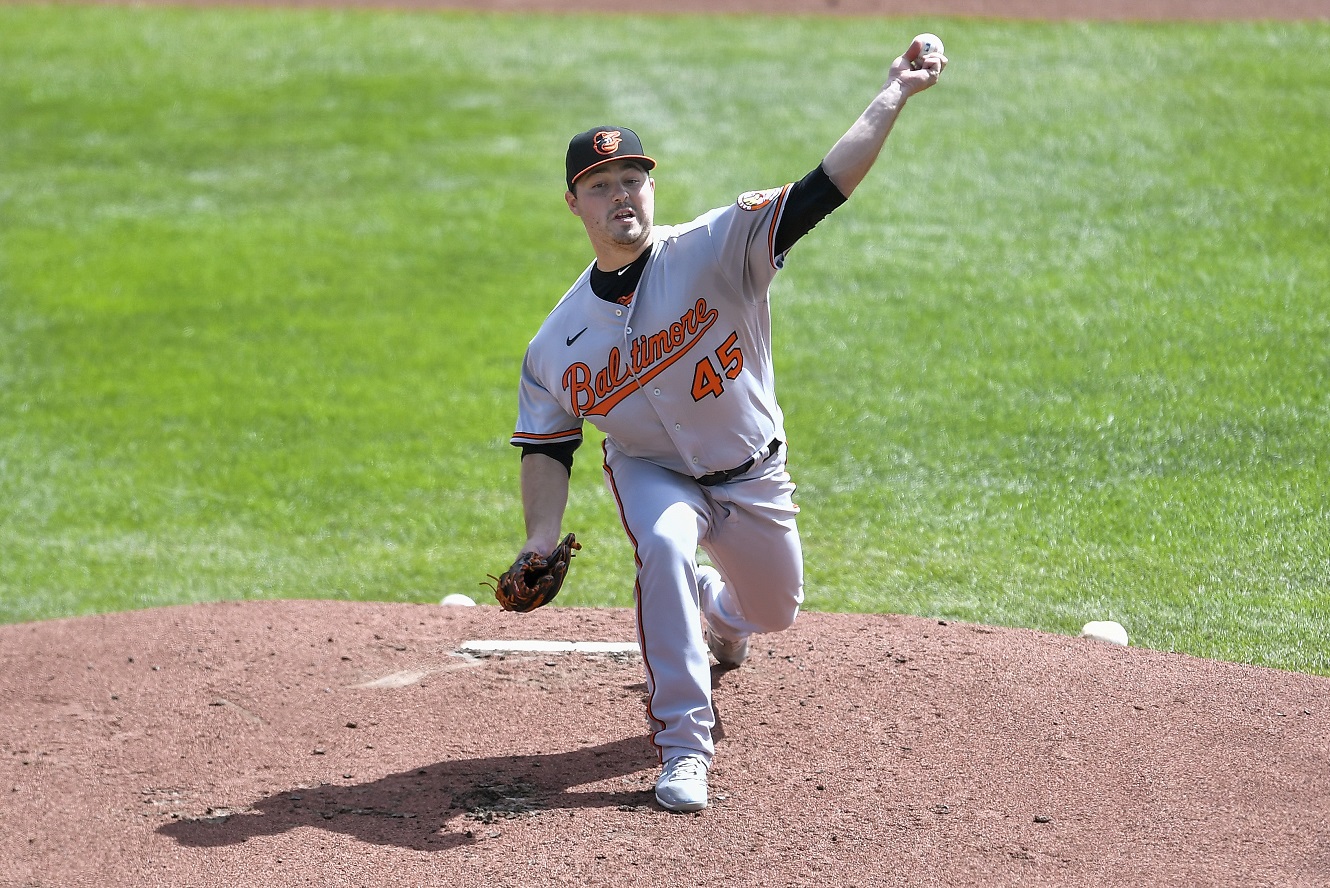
[487,533,580,612]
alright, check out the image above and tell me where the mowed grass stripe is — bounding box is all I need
[2,6,1327,673]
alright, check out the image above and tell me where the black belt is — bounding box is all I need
[696,438,782,487]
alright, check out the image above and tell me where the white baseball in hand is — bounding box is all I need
[911,33,944,69]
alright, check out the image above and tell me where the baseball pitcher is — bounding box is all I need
[498,35,948,812]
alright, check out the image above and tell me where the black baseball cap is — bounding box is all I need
[565,126,656,190]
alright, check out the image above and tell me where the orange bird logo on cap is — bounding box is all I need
[593,131,623,155]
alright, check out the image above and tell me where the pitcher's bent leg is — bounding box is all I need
[700,456,804,641]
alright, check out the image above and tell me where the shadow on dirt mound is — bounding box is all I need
[159,735,656,851]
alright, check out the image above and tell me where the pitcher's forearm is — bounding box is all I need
[520,453,570,554]
[822,81,911,198]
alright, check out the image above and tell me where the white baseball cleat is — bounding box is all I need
[704,620,749,668]
[697,565,750,668]
[655,754,709,813]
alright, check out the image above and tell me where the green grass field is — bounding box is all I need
[2,5,1327,674]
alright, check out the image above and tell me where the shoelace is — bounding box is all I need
[665,756,706,781]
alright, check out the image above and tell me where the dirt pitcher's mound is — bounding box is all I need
[2,599,1327,887]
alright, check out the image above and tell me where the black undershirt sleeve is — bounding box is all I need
[519,440,580,476]
[774,163,848,257]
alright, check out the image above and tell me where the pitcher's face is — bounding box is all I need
[566,160,655,254]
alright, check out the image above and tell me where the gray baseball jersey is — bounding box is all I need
[512,185,792,475]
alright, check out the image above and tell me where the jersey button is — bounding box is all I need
[653,388,661,396]
[626,326,632,334]
[675,423,682,431]
[615,309,624,317]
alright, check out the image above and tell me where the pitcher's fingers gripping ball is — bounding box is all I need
[910,33,945,71]
[486,533,581,612]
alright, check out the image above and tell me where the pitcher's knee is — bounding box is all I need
[749,591,802,634]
